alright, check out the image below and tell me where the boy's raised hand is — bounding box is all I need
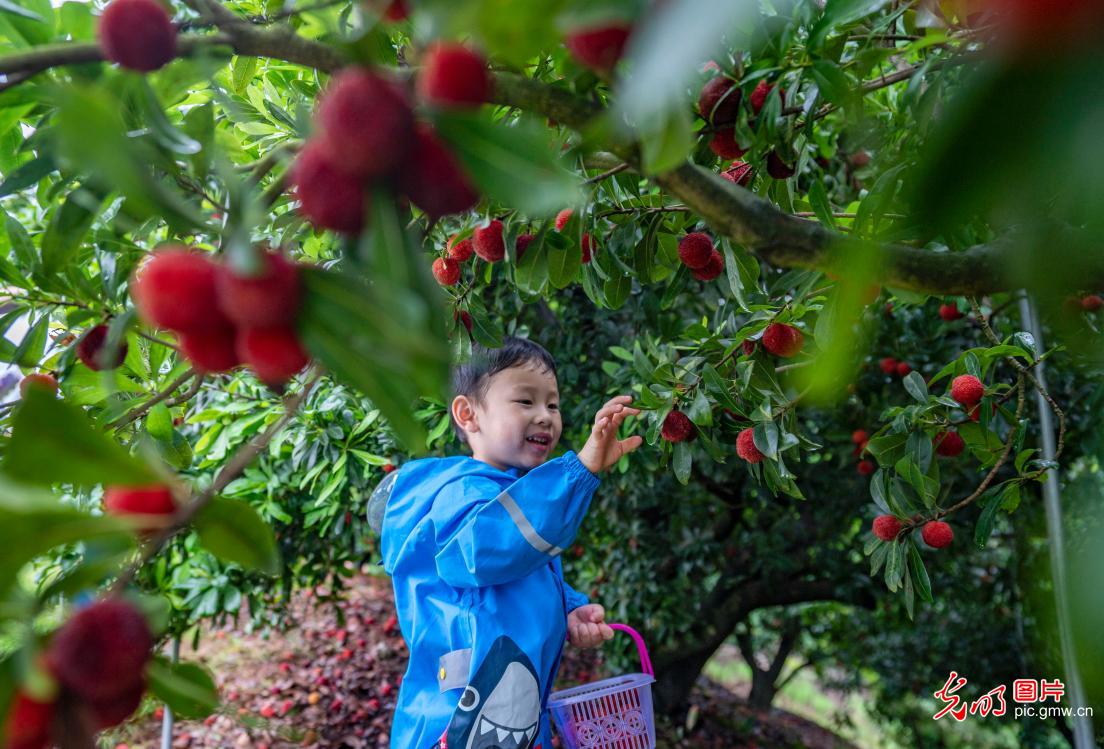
[578,395,643,475]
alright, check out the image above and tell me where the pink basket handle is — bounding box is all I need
[608,623,654,677]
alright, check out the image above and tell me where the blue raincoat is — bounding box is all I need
[377,451,600,749]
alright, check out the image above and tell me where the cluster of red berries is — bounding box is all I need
[851,429,876,476]
[878,356,913,378]
[433,216,547,287]
[698,76,794,178]
[872,515,954,549]
[554,209,598,264]
[4,599,154,748]
[130,247,310,386]
[294,43,490,234]
[677,233,724,281]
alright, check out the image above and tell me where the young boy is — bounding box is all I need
[376,337,642,749]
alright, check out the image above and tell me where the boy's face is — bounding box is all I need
[453,361,562,471]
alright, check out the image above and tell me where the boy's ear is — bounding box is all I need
[451,395,479,436]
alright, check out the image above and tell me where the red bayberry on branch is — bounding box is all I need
[934,431,966,457]
[382,0,408,21]
[77,325,128,371]
[398,123,479,219]
[98,0,177,73]
[922,520,954,548]
[879,357,897,374]
[895,361,912,377]
[660,410,694,443]
[178,325,241,373]
[857,459,876,476]
[88,679,146,729]
[761,323,804,358]
[721,161,754,187]
[872,515,902,541]
[750,80,781,115]
[382,463,396,474]
[215,250,302,328]
[564,24,632,73]
[692,250,725,281]
[103,485,176,525]
[472,219,505,262]
[951,374,984,406]
[19,373,58,397]
[417,43,490,108]
[316,69,414,180]
[741,339,756,356]
[580,233,596,264]
[432,257,461,286]
[447,235,474,262]
[46,599,152,703]
[237,326,310,385]
[851,429,868,445]
[698,77,741,125]
[453,309,473,334]
[515,234,535,261]
[766,150,796,179]
[708,129,746,160]
[292,141,367,234]
[1082,294,1103,311]
[554,209,574,231]
[4,690,55,749]
[736,428,765,464]
[678,233,714,270]
[130,248,227,333]
[939,303,964,321]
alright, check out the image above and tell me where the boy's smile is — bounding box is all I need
[452,362,563,471]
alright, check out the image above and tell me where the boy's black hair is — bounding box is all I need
[450,336,558,443]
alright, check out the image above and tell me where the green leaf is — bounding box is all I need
[11,313,48,367]
[145,403,174,442]
[147,658,219,720]
[546,240,582,289]
[0,0,45,22]
[974,489,1003,549]
[231,56,258,96]
[40,188,105,275]
[902,371,929,404]
[132,79,202,155]
[672,440,692,485]
[908,540,934,602]
[639,105,693,175]
[603,273,632,310]
[1,386,161,487]
[810,0,893,48]
[194,497,281,575]
[432,111,581,217]
[0,154,56,198]
[752,421,778,460]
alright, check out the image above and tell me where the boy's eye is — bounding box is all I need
[549,404,559,410]
[516,400,532,405]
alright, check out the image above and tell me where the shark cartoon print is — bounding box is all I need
[440,636,543,749]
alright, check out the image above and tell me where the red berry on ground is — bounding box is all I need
[951,374,984,406]
[872,515,902,541]
[316,69,414,180]
[934,431,966,457]
[130,248,227,333]
[678,233,714,270]
[554,209,574,232]
[721,161,754,187]
[564,24,632,73]
[98,0,177,73]
[708,129,746,160]
[515,234,535,261]
[698,77,741,125]
[398,123,479,219]
[472,219,505,263]
[46,599,152,703]
[77,325,128,371]
[237,326,310,385]
[922,520,954,549]
[895,361,912,377]
[417,43,490,108]
[879,357,898,375]
[432,257,461,286]
[761,323,804,358]
[292,141,367,234]
[179,325,241,373]
[857,459,876,476]
[692,250,725,281]
[660,410,694,443]
[851,429,868,445]
[19,373,58,397]
[1082,294,1103,311]
[215,250,302,329]
[939,303,963,321]
[447,235,474,262]
[736,428,764,464]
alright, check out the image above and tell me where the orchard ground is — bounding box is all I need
[102,570,868,749]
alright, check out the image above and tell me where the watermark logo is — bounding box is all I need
[932,672,1093,721]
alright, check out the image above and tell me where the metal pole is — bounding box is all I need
[160,636,180,749]
[1018,292,1096,748]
